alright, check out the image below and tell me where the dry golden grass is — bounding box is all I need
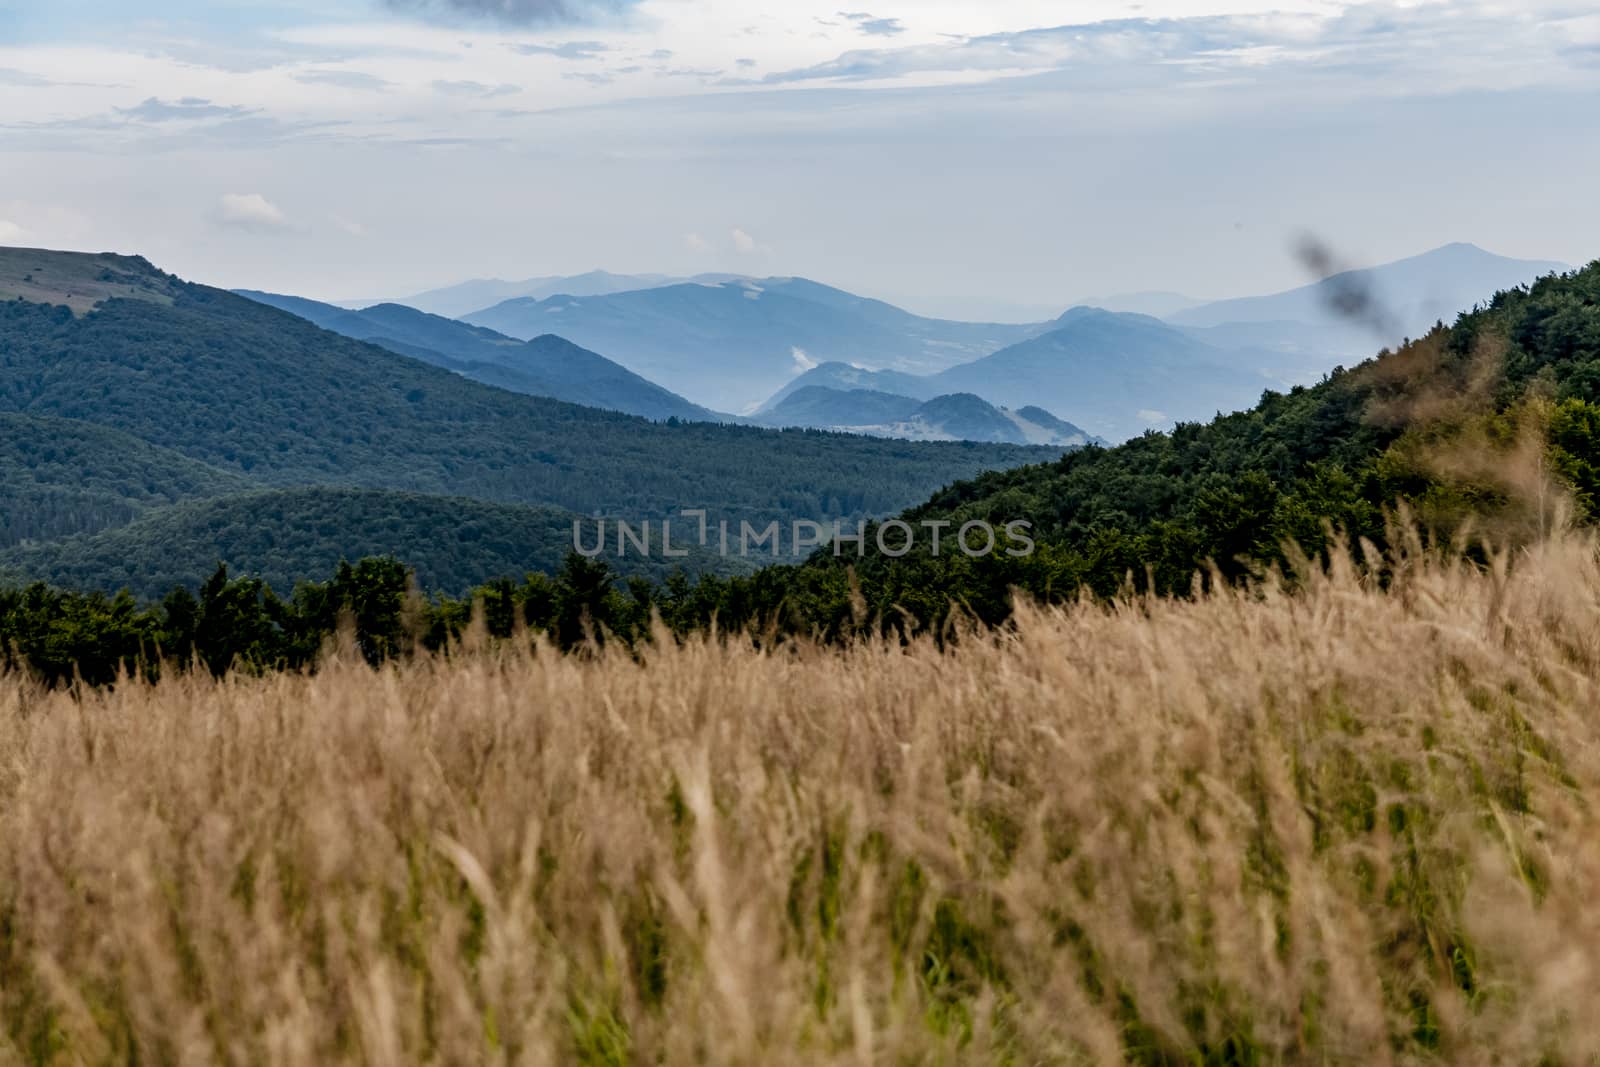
[3,532,1600,1065]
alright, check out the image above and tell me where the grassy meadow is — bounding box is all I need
[2,529,1599,1065]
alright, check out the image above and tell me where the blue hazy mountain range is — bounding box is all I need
[462,277,1052,413]
[443,244,1564,433]
[247,242,1571,444]
[1170,243,1571,358]
[237,290,718,423]
[243,287,1097,445]
[349,271,749,320]
[765,309,1281,442]
[749,386,1097,446]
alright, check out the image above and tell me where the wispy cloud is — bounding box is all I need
[839,12,906,38]
[379,0,641,26]
[513,40,610,59]
[293,70,395,92]
[0,219,25,244]
[758,8,1600,89]
[0,67,123,89]
[432,80,521,98]
[216,193,291,232]
[760,17,1257,84]
[0,67,51,88]
[752,5,1600,93]
[732,227,777,258]
[114,97,252,123]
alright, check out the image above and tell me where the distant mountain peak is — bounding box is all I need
[1171,243,1570,336]
[1067,290,1205,318]
[462,277,1052,413]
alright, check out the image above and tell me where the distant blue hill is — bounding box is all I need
[749,386,1097,446]
[462,277,1049,413]
[1170,243,1571,354]
[922,309,1275,441]
[764,310,1278,442]
[759,362,939,410]
[353,271,749,319]
[237,290,719,423]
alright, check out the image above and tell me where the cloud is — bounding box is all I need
[839,12,905,38]
[685,232,712,253]
[114,97,252,123]
[432,80,521,98]
[732,227,759,254]
[294,70,395,92]
[216,193,290,232]
[0,68,50,88]
[514,40,610,59]
[659,67,724,79]
[331,215,368,237]
[0,219,25,244]
[0,68,121,89]
[791,347,818,372]
[757,8,1600,90]
[760,20,1208,84]
[379,0,640,26]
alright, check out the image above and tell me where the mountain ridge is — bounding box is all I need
[752,386,1094,446]
[1,247,1064,594]
[237,289,719,422]
[462,277,1049,412]
[1171,242,1571,342]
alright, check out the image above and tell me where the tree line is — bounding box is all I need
[5,258,1599,685]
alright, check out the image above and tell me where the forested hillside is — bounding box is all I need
[762,257,1600,624]
[237,290,718,421]
[591,257,1600,638]
[0,488,725,598]
[5,255,1595,680]
[0,253,1062,589]
[0,285,1055,525]
[0,414,253,547]
[0,249,1072,602]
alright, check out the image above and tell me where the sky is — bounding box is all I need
[2,0,1599,319]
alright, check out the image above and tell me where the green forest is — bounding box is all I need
[0,254,1062,601]
[5,258,1597,685]
[0,288,1055,527]
[0,487,728,600]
